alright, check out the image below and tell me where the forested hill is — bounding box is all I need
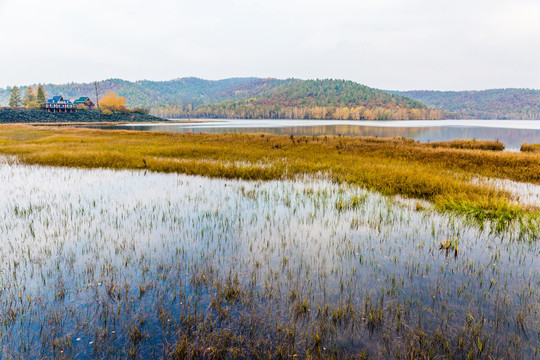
[184,79,439,120]
[0,77,271,108]
[0,78,440,120]
[392,89,540,120]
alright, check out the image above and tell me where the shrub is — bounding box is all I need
[131,108,149,115]
[100,91,128,112]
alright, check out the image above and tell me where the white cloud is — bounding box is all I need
[0,0,538,90]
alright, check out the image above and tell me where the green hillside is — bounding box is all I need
[246,79,425,108]
[392,89,540,119]
[0,78,440,120]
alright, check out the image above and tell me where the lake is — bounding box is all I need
[85,119,540,150]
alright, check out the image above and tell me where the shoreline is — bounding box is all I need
[29,120,211,127]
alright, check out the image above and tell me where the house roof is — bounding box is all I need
[74,97,95,106]
[46,96,65,103]
[45,96,73,105]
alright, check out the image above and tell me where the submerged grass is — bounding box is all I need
[0,124,538,228]
[0,164,538,359]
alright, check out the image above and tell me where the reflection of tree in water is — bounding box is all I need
[269,125,429,138]
[102,125,540,150]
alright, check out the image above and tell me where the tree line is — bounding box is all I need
[5,85,149,115]
[152,104,445,120]
[8,85,47,109]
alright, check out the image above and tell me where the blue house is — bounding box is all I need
[43,96,76,113]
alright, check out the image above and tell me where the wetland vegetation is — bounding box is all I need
[0,125,538,231]
[0,162,538,359]
[0,124,538,359]
[521,143,540,153]
[84,119,540,151]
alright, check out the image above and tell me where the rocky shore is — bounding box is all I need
[0,109,163,123]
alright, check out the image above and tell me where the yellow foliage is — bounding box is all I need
[100,92,127,112]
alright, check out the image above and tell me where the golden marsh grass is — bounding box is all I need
[521,143,540,152]
[0,124,538,228]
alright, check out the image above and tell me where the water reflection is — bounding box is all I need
[0,163,538,358]
[83,120,540,150]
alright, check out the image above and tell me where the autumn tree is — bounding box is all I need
[23,86,38,109]
[36,85,47,104]
[8,86,22,108]
[99,91,128,112]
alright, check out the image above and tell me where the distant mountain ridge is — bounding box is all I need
[2,78,538,120]
[392,89,540,120]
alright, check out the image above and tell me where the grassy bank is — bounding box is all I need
[0,124,538,230]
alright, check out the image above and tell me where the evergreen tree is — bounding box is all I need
[36,85,47,104]
[8,86,22,108]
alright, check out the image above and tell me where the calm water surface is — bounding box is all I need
[87,119,540,150]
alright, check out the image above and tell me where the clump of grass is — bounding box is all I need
[294,298,310,318]
[425,139,505,151]
[440,236,459,255]
[335,194,367,211]
[520,143,540,153]
[415,202,426,211]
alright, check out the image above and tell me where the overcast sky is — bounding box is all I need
[0,0,539,90]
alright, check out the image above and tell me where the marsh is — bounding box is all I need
[0,161,538,358]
